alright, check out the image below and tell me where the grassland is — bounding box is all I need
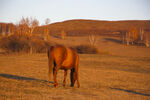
[0,36,150,100]
[0,53,150,100]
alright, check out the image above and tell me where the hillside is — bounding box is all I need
[38,19,150,36]
[1,19,150,37]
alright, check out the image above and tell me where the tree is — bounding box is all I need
[143,32,150,47]
[45,18,50,25]
[130,27,138,44]
[7,23,14,36]
[1,24,6,36]
[18,17,30,36]
[125,27,138,45]
[16,17,39,53]
[140,27,144,41]
[44,18,50,41]
[121,32,126,44]
[61,30,66,39]
[89,33,96,46]
[17,17,39,37]
[126,31,130,46]
[29,17,39,37]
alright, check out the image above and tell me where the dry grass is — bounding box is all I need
[0,36,150,100]
[0,53,150,100]
[49,35,150,56]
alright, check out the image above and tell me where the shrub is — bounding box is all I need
[75,45,99,54]
[0,35,29,52]
[31,38,49,53]
[0,35,50,53]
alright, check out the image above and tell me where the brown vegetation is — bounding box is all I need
[0,17,51,53]
[121,27,150,47]
[0,34,49,53]
[0,53,150,100]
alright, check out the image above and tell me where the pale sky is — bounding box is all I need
[0,0,150,25]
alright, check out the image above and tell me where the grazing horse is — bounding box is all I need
[47,45,80,88]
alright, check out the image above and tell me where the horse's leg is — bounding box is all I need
[53,66,55,76]
[70,68,76,87]
[63,69,67,87]
[75,68,80,88]
[53,65,60,87]
[75,55,80,88]
[71,69,80,88]
[48,58,54,82]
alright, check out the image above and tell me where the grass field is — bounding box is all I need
[0,36,150,100]
[0,53,150,100]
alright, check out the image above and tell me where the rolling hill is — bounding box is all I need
[1,19,150,37]
[36,19,150,37]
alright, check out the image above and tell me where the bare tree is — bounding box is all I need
[44,18,50,41]
[16,17,39,53]
[126,31,130,46]
[89,34,96,46]
[29,17,39,37]
[29,17,39,54]
[17,17,39,36]
[1,24,6,36]
[121,32,126,44]
[125,27,138,46]
[144,33,150,47]
[61,30,66,39]
[45,18,50,25]
[130,27,138,45]
[7,23,14,36]
[18,17,30,36]
[140,27,144,41]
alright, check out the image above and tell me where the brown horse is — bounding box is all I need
[47,45,80,88]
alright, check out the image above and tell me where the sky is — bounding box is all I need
[0,0,150,25]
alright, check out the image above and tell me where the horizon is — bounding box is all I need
[0,0,150,25]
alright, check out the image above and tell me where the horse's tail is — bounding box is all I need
[48,46,54,81]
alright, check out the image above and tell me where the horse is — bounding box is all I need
[47,45,80,88]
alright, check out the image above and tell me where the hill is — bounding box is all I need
[37,19,150,37]
[1,19,150,37]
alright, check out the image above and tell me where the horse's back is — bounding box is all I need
[61,47,76,68]
[50,45,67,64]
[48,45,78,68]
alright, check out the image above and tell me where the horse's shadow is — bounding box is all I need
[0,73,53,84]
